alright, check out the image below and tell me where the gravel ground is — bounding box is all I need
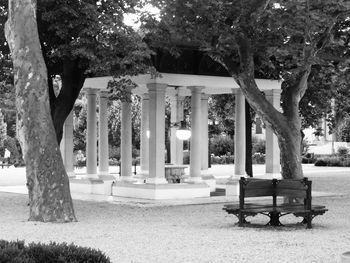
[1,172,350,263]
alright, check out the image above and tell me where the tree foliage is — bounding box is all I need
[0,109,6,147]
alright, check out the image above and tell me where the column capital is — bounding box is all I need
[147,83,167,93]
[84,87,99,95]
[99,89,109,98]
[232,88,244,95]
[141,92,149,100]
[264,89,282,97]
[201,93,210,100]
[187,86,204,93]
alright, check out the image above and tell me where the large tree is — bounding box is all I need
[5,0,76,222]
[144,0,349,179]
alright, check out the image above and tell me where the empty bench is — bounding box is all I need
[223,177,327,228]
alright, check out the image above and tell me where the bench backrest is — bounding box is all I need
[239,177,312,208]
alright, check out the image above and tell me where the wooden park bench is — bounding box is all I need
[223,177,327,228]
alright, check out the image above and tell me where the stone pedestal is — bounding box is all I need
[113,181,210,199]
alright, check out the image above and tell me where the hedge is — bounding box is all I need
[0,240,111,263]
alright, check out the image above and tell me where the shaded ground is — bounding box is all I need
[1,168,350,262]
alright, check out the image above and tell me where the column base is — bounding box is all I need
[120,176,138,183]
[185,176,203,184]
[228,174,247,181]
[113,181,210,199]
[69,178,105,195]
[225,177,240,196]
[133,174,147,183]
[146,177,168,184]
[98,174,116,181]
[201,173,216,192]
[85,173,99,179]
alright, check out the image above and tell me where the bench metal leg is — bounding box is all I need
[300,214,313,229]
[267,212,283,226]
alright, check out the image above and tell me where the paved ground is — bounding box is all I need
[1,164,350,262]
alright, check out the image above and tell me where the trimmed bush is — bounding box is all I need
[109,158,120,166]
[252,137,266,154]
[210,155,234,164]
[337,146,349,157]
[209,135,234,156]
[314,158,327,166]
[252,152,265,164]
[183,151,190,164]
[314,156,350,167]
[0,240,111,263]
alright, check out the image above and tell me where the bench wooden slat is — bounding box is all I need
[275,188,307,198]
[244,188,274,197]
[244,180,274,189]
[276,180,308,190]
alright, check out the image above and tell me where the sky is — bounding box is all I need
[123,4,160,28]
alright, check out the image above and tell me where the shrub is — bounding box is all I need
[209,135,234,156]
[132,147,140,158]
[252,137,266,154]
[132,157,140,165]
[183,151,190,164]
[328,156,342,166]
[109,158,120,166]
[314,159,328,166]
[210,155,234,164]
[109,145,120,160]
[302,153,316,164]
[314,156,347,167]
[252,152,265,164]
[0,240,111,263]
[337,146,349,157]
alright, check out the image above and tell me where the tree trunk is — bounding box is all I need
[245,100,253,177]
[278,128,303,179]
[5,0,77,222]
[49,59,85,144]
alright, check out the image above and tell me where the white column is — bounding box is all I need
[140,93,149,173]
[201,94,209,171]
[188,86,204,182]
[61,111,74,177]
[86,88,98,178]
[234,89,246,177]
[170,94,184,165]
[265,89,281,175]
[146,83,168,184]
[120,87,133,180]
[98,90,109,176]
